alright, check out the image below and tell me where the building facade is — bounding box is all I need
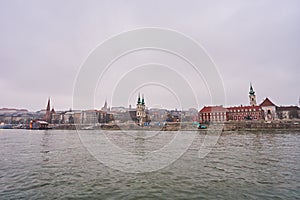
[277,106,300,119]
[260,98,277,121]
[136,94,148,125]
[199,106,227,123]
[226,106,264,121]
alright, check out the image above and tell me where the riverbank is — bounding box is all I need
[2,120,300,131]
[48,120,300,131]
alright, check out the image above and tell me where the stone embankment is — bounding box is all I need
[49,120,300,131]
[221,120,300,131]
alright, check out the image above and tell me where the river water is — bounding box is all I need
[0,129,299,199]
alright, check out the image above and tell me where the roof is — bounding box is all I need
[36,120,48,124]
[227,105,261,111]
[260,98,276,107]
[277,106,300,111]
[199,106,227,113]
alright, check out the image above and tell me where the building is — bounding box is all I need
[181,108,198,122]
[260,97,277,121]
[166,109,182,122]
[227,105,264,121]
[199,106,227,123]
[136,94,148,125]
[99,100,113,123]
[199,83,264,122]
[277,106,300,119]
[51,111,64,124]
[127,94,150,126]
[148,108,168,123]
[97,110,114,123]
[249,83,257,106]
[82,110,98,124]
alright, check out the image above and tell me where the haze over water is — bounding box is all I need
[0,129,299,199]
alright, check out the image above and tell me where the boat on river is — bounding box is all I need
[28,120,52,130]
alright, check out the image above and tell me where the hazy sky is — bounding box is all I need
[0,0,299,111]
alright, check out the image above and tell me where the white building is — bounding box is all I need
[260,98,277,121]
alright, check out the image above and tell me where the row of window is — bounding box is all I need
[201,112,226,116]
[228,113,261,117]
[202,109,261,115]
[230,116,258,120]
[202,117,226,121]
[229,108,259,112]
[201,112,261,117]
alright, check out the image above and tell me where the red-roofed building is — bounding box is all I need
[199,106,227,123]
[227,105,264,121]
[260,98,277,121]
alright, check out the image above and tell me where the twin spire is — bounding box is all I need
[137,93,145,105]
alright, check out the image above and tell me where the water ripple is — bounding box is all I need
[0,130,299,199]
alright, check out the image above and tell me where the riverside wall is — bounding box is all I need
[50,120,300,131]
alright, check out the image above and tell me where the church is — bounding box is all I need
[226,83,264,121]
[129,93,150,126]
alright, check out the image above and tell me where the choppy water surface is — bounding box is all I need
[0,129,299,199]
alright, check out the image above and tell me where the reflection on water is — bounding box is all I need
[0,129,299,199]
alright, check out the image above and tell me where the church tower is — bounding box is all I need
[45,98,51,123]
[249,83,257,106]
[136,93,146,125]
[101,99,109,112]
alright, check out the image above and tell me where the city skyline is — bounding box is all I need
[0,1,299,110]
[1,83,298,112]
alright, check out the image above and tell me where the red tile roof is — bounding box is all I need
[227,105,261,111]
[199,106,227,113]
[260,98,276,107]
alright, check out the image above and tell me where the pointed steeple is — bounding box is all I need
[249,83,255,95]
[141,94,145,105]
[137,93,141,105]
[103,99,108,109]
[45,98,51,123]
[46,98,50,112]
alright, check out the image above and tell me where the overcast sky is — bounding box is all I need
[0,0,299,111]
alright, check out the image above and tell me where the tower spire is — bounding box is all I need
[45,97,51,122]
[46,98,50,112]
[249,82,255,95]
[142,94,145,105]
[249,83,257,106]
[137,93,141,104]
[104,98,108,109]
